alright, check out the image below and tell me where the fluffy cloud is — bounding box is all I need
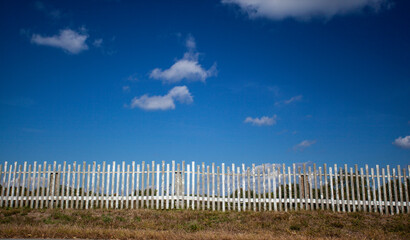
[31,29,88,54]
[293,140,317,151]
[130,86,193,110]
[392,136,410,149]
[222,0,390,20]
[150,36,217,83]
[244,115,277,126]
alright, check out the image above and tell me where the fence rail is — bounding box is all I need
[0,161,409,214]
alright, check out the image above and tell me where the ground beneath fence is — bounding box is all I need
[0,208,409,240]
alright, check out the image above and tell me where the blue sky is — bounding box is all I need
[0,0,409,168]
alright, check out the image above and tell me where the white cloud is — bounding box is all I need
[222,0,390,20]
[31,29,89,54]
[293,140,317,151]
[93,38,103,47]
[122,86,130,92]
[276,95,303,106]
[130,86,193,111]
[393,136,410,149]
[150,35,217,83]
[244,115,277,126]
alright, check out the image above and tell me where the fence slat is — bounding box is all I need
[237,166,241,211]
[217,166,220,211]
[350,167,356,212]
[212,163,215,211]
[26,164,32,207]
[101,162,106,209]
[268,167,272,211]
[156,164,160,209]
[96,164,101,209]
[75,163,81,209]
[0,162,6,208]
[40,162,47,209]
[161,161,165,210]
[207,165,211,210]
[136,164,140,209]
[303,164,308,210]
[323,164,329,210]
[371,168,377,213]
[333,164,339,212]
[355,165,361,211]
[360,167,366,212]
[6,163,13,208]
[140,162,144,209]
[403,168,409,213]
[397,166,403,213]
[165,164,169,209]
[252,164,256,212]
[197,164,201,210]
[382,167,388,214]
[106,164,111,209]
[319,167,324,210]
[344,164,350,212]
[293,164,298,210]
[85,164,91,209]
[242,164,246,211]
[182,161,185,209]
[171,161,175,209]
[222,163,225,212]
[339,167,345,212]
[151,161,156,209]
[126,164,130,209]
[392,168,399,214]
[387,166,393,214]
[10,162,18,208]
[146,164,150,209]
[20,162,27,208]
[192,162,195,210]
[187,164,190,210]
[30,162,36,209]
[376,165,382,214]
[283,164,288,212]
[309,166,314,211]
[116,163,120,209]
[278,166,282,212]
[329,167,335,211]
[90,162,96,209]
[35,164,41,209]
[314,164,318,210]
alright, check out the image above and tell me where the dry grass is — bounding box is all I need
[0,207,408,239]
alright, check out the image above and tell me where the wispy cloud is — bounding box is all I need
[31,29,89,54]
[35,1,61,19]
[93,38,103,47]
[275,95,302,106]
[393,136,410,149]
[150,35,217,83]
[122,86,130,92]
[129,86,193,111]
[222,0,391,21]
[244,115,277,126]
[293,140,317,151]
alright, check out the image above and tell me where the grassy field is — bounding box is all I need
[0,208,408,239]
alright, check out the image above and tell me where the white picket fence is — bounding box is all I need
[0,161,409,214]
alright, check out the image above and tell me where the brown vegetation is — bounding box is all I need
[0,208,409,239]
